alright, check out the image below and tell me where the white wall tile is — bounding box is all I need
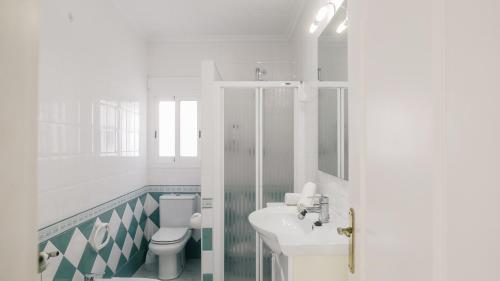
[108,211,121,240]
[91,255,107,276]
[133,199,143,221]
[72,270,84,281]
[122,234,134,260]
[41,242,63,281]
[143,194,159,216]
[133,227,143,249]
[64,229,87,268]
[202,251,214,274]
[38,0,148,228]
[107,243,121,272]
[122,204,134,230]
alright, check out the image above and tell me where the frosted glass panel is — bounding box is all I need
[159,101,175,157]
[262,88,294,281]
[180,101,198,157]
[224,87,294,281]
[224,89,256,281]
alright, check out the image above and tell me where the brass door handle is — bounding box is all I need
[337,208,355,274]
[337,226,353,237]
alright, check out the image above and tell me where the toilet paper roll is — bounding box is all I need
[190,213,202,229]
[190,213,202,242]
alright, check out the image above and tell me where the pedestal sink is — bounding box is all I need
[248,205,348,256]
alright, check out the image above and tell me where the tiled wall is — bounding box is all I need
[38,185,200,281]
[38,0,148,228]
[200,197,214,281]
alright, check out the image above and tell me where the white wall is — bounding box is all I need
[444,1,500,279]
[318,40,348,81]
[146,41,293,185]
[38,0,148,227]
[0,0,39,279]
[290,0,350,225]
[148,41,294,80]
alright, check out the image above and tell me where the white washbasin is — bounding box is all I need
[248,206,348,256]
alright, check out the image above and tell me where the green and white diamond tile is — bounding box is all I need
[143,193,158,217]
[40,199,148,280]
[38,186,200,281]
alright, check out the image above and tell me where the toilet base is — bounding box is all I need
[158,249,186,280]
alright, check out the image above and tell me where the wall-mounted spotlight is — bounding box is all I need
[336,17,348,34]
[315,3,334,22]
[309,0,346,34]
[309,23,319,34]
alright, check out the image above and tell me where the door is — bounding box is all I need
[1,0,39,280]
[347,0,440,280]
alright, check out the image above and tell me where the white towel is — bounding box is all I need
[284,193,302,205]
[297,182,317,208]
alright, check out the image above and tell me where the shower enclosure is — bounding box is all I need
[223,85,295,281]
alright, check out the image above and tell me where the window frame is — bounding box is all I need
[151,94,201,168]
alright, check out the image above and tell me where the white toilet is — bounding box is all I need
[149,194,196,280]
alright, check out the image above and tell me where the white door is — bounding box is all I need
[348,0,440,280]
[0,0,39,280]
[348,1,500,281]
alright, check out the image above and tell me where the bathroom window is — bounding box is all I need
[158,100,176,157]
[180,101,198,157]
[156,97,200,166]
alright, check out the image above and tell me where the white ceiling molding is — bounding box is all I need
[146,34,291,44]
[112,0,306,43]
[285,0,307,40]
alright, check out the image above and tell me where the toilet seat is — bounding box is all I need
[151,227,189,245]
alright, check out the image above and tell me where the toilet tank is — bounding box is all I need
[159,194,196,227]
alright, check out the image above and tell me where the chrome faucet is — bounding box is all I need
[297,195,330,224]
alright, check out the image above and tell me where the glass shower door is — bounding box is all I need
[261,88,294,281]
[224,89,256,281]
[224,87,294,281]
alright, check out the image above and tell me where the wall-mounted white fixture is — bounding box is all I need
[336,17,348,33]
[315,3,334,22]
[89,219,111,251]
[309,0,346,34]
[309,23,319,34]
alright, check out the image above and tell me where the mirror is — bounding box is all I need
[317,1,348,81]
[318,88,348,179]
[317,2,349,179]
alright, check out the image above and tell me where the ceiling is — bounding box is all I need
[112,0,306,42]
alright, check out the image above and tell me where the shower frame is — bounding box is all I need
[214,80,300,281]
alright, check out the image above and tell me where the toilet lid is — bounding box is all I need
[151,227,189,244]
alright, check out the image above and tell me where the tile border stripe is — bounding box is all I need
[38,185,201,242]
